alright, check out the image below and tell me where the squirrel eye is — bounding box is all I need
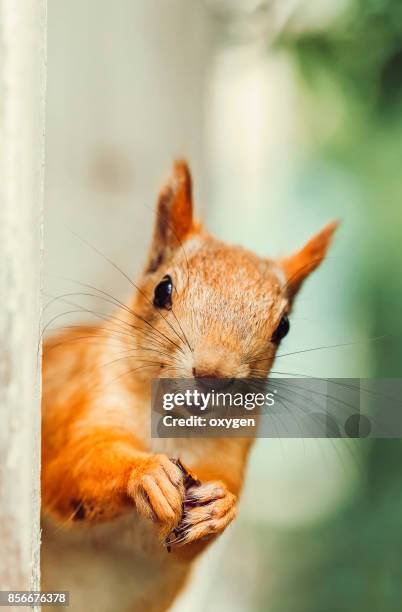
[153,275,173,310]
[271,314,290,344]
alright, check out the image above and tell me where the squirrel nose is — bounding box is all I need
[192,369,235,391]
[192,343,241,383]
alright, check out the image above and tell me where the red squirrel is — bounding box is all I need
[41,161,337,611]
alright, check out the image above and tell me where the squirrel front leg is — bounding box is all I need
[167,460,243,560]
[42,427,185,536]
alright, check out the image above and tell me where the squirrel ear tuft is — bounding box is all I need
[280,221,339,298]
[147,160,194,273]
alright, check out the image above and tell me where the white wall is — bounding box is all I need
[0,0,46,600]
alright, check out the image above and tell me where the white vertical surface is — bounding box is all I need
[0,0,46,600]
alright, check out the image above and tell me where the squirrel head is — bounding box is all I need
[131,161,337,382]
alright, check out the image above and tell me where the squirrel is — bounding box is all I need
[41,161,337,612]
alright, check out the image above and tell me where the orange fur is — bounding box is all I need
[41,162,337,611]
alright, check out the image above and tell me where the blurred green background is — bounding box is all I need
[272,1,402,609]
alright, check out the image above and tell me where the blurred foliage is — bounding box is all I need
[276,0,402,198]
[255,471,402,611]
[256,2,402,611]
[276,0,402,378]
[281,0,402,119]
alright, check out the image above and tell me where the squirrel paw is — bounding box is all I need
[166,481,237,547]
[127,454,185,537]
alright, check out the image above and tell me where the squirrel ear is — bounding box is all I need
[280,221,338,298]
[146,160,194,273]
